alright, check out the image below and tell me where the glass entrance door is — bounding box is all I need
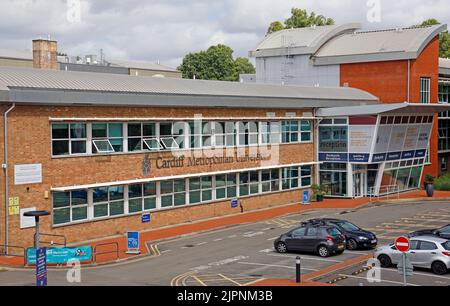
[352,165,367,198]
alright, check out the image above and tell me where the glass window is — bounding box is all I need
[238,122,258,146]
[215,173,237,200]
[92,123,123,153]
[261,122,281,144]
[306,227,319,236]
[419,241,437,250]
[261,169,280,193]
[53,190,88,225]
[93,186,124,218]
[420,77,431,104]
[282,167,302,190]
[292,227,307,237]
[128,123,157,152]
[189,176,213,204]
[161,179,186,208]
[52,123,87,156]
[300,120,312,142]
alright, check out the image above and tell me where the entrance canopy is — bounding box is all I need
[316,102,450,117]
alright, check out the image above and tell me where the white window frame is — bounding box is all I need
[420,77,431,104]
[92,139,115,153]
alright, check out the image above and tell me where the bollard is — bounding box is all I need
[296,256,301,283]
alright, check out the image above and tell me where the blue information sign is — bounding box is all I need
[231,199,238,208]
[142,213,151,223]
[127,231,140,254]
[302,191,311,205]
[36,248,47,287]
[27,246,92,265]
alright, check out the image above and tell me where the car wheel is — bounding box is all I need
[377,254,392,268]
[317,245,330,257]
[346,239,358,251]
[276,242,288,253]
[431,261,448,275]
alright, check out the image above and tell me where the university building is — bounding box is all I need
[0,27,449,248]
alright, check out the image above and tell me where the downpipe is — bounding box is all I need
[3,103,15,253]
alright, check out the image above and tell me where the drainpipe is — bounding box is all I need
[407,60,411,102]
[3,103,15,253]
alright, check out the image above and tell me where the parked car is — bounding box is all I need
[374,236,450,275]
[303,219,377,250]
[274,222,346,257]
[409,224,450,240]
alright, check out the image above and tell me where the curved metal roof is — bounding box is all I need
[313,24,447,65]
[249,23,361,57]
[0,66,379,108]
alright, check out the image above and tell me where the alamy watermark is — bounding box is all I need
[367,0,382,23]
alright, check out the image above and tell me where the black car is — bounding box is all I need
[408,224,450,239]
[274,222,346,257]
[304,219,378,250]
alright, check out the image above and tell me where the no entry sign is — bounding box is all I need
[395,236,410,253]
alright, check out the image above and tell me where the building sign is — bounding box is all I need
[20,207,36,229]
[27,246,92,264]
[231,199,238,208]
[141,213,151,223]
[14,164,42,185]
[126,231,140,254]
[319,153,348,162]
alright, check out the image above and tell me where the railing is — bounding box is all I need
[92,242,120,263]
[36,233,67,248]
[0,245,27,266]
[369,185,400,202]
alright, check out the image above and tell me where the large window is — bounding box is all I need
[319,163,348,197]
[189,176,213,204]
[239,171,259,196]
[52,123,87,156]
[213,122,237,147]
[215,174,237,199]
[282,120,312,144]
[319,126,348,152]
[53,190,88,225]
[261,122,281,144]
[238,122,259,146]
[261,169,280,193]
[282,166,312,190]
[160,122,184,150]
[128,182,157,213]
[93,186,125,218]
[160,179,186,208]
[128,123,159,151]
[420,77,431,104]
[380,159,424,194]
[92,123,123,153]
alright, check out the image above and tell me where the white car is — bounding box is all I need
[374,236,450,275]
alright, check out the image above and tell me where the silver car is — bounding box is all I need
[374,236,450,275]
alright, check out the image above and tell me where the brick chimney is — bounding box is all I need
[32,38,58,70]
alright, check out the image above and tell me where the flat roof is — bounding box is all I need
[313,25,447,65]
[440,58,450,76]
[316,102,450,117]
[0,66,379,109]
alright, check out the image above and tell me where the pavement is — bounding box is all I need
[1,197,450,286]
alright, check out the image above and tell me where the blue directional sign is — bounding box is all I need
[231,199,238,208]
[36,248,47,287]
[302,191,311,205]
[142,213,151,223]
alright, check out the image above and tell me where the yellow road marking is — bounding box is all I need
[191,275,208,286]
[218,273,243,286]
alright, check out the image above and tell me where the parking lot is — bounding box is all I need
[0,200,449,286]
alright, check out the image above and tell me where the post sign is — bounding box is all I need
[126,231,140,255]
[231,199,238,208]
[141,213,151,223]
[395,236,410,253]
[36,248,47,287]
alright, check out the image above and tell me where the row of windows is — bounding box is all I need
[379,115,434,125]
[51,120,313,156]
[52,166,313,225]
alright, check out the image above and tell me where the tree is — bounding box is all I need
[266,8,335,35]
[178,44,255,81]
[420,19,450,58]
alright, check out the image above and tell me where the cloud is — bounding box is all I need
[0,0,448,69]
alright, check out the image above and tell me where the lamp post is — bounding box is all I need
[23,210,50,249]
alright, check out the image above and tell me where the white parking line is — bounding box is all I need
[237,261,318,271]
[197,242,208,246]
[379,268,450,280]
[213,238,223,242]
[266,253,343,263]
[340,274,420,286]
[267,236,279,241]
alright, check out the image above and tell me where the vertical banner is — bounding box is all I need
[126,231,140,255]
[36,248,47,287]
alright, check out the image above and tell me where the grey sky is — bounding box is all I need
[0,0,448,68]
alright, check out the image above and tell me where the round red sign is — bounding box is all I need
[395,236,410,252]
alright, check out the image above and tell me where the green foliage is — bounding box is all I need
[434,173,450,190]
[420,19,450,59]
[425,174,435,183]
[266,8,334,35]
[178,44,255,81]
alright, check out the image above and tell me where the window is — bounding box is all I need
[319,126,348,152]
[419,241,437,250]
[161,179,186,208]
[239,171,259,196]
[292,227,307,237]
[261,122,281,144]
[306,227,318,236]
[52,123,87,156]
[92,123,123,153]
[300,120,312,142]
[189,176,213,204]
[261,169,280,193]
[128,123,157,151]
[128,182,157,213]
[213,122,237,147]
[301,166,312,187]
[215,174,237,200]
[282,167,299,190]
[282,121,299,143]
[420,77,431,104]
[238,122,258,146]
[160,122,183,150]
[93,186,125,218]
[443,241,450,251]
[53,190,88,225]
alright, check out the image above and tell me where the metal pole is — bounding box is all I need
[296,256,301,283]
[34,216,40,250]
[402,253,407,287]
[3,103,15,254]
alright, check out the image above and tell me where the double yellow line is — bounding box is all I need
[170,271,195,286]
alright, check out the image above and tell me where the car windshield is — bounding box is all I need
[439,225,450,234]
[327,227,342,237]
[336,221,360,231]
[443,241,450,251]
